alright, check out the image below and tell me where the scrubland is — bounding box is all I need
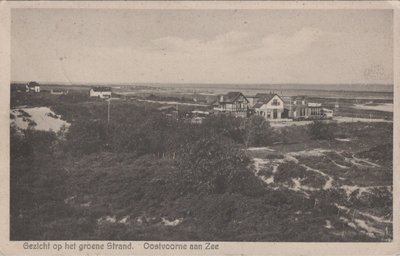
[10,89,392,241]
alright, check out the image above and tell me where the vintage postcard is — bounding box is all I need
[0,1,399,255]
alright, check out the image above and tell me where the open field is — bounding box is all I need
[10,86,393,241]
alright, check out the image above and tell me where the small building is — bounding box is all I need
[213,92,249,118]
[291,97,324,120]
[89,87,112,98]
[253,93,285,120]
[322,108,334,119]
[190,110,210,124]
[26,81,40,93]
[157,105,179,120]
[51,89,69,95]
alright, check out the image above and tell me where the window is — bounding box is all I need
[272,99,280,106]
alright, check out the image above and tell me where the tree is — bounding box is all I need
[242,115,274,147]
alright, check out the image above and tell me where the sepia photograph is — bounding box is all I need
[7,4,395,245]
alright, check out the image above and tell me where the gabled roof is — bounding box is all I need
[255,93,283,105]
[255,93,275,103]
[91,86,112,92]
[218,92,248,103]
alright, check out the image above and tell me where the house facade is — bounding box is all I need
[253,93,285,120]
[89,87,112,98]
[213,92,249,117]
[26,81,40,93]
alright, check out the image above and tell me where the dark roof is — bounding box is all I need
[219,92,248,103]
[255,93,275,102]
[91,86,112,92]
[27,81,40,87]
[253,93,284,106]
[253,102,264,108]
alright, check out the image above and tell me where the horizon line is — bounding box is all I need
[10,81,394,86]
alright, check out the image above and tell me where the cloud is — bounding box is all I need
[148,30,251,58]
[12,25,391,84]
[147,27,321,62]
[244,27,322,60]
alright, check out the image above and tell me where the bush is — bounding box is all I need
[356,143,393,164]
[200,115,244,143]
[242,115,274,147]
[178,136,260,194]
[307,120,336,140]
[64,119,108,155]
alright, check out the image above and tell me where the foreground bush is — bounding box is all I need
[307,120,336,140]
[242,115,274,147]
[178,136,264,195]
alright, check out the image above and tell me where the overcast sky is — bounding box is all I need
[11,9,393,85]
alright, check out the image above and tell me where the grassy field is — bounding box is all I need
[9,85,393,241]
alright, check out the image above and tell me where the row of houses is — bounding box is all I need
[213,92,333,121]
[12,82,69,95]
[90,88,334,122]
[13,82,332,121]
[12,82,111,98]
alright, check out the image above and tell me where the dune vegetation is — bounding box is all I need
[10,90,392,241]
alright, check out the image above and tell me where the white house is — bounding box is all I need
[51,89,68,95]
[253,93,285,120]
[26,81,40,93]
[291,97,328,120]
[89,87,112,98]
